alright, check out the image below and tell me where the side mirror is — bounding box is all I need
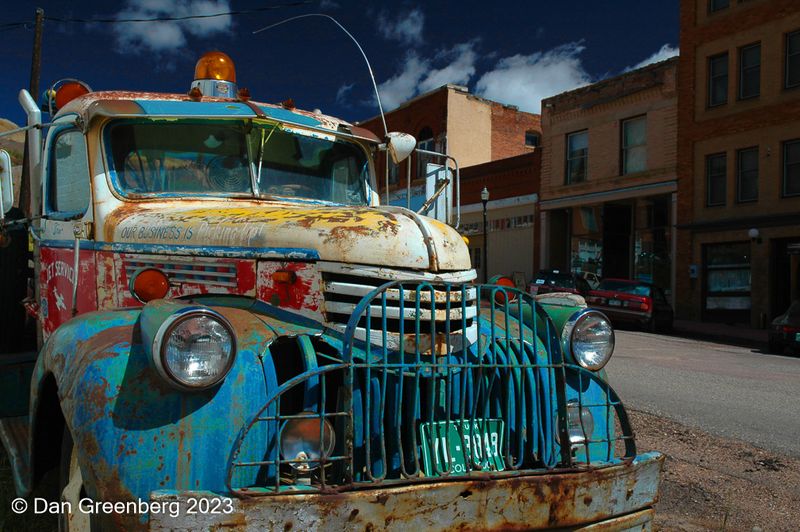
[0,150,14,216]
[386,132,416,164]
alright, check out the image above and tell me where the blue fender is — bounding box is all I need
[29,303,307,527]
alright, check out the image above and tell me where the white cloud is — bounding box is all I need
[377,8,425,45]
[376,41,479,110]
[475,42,591,113]
[335,83,354,105]
[114,0,233,54]
[419,42,477,93]
[625,44,679,71]
[377,53,429,110]
[319,0,341,9]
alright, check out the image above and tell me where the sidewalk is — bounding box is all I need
[672,319,769,349]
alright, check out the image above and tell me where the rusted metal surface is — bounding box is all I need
[100,201,471,271]
[150,453,663,531]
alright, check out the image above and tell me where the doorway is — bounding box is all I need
[602,204,632,279]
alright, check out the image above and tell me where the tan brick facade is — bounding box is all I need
[677,0,800,326]
[539,59,679,297]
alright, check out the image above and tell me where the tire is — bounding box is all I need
[58,427,92,532]
[645,317,657,334]
[767,338,781,354]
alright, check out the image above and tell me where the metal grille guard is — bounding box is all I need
[226,283,637,495]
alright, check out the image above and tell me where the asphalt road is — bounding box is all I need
[605,329,800,458]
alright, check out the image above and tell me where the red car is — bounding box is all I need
[586,279,673,333]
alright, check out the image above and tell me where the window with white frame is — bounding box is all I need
[566,130,588,184]
[736,147,758,202]
[783,139,800,197]
[622,116,647,175]
[738,43,760,99]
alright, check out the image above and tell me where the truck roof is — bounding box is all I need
[57,90,381,143]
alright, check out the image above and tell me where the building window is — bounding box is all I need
[738,43,760,99]
[786,31,800,89]
[783,139,800,197]
[708,53,729,107]
[706,153,727,206]
[736,147,758,202]
[417,127,435,179]
[525,131,540,148]
[709,0,729,11]
[704,242,751,318]
[622,116,647,175]
[566,130,588,184]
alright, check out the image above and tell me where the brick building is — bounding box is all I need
[459,152,540,283]
[539,58,679,298]
[676,0,800,326]
[358,84,542,281]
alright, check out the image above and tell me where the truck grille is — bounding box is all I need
[123,256,238,287]
[319,266,478,352]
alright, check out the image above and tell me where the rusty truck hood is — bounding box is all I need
[102,201,471,271]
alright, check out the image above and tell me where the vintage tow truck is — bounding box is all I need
[0,52,663,530]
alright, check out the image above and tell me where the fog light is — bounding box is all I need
[279,413,335,471]
[559,400,595,444]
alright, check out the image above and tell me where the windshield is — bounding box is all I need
[535,271,576,288]
[107,120,370,205]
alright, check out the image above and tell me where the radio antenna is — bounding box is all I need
[253,14,388,137]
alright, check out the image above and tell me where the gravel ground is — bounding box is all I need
[1,410,798,531]
[629,409,800,531]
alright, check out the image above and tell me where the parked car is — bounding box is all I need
[768,301,800,354]
[586,278,673,332]
[529,269,592,297]
[578,270,601,289]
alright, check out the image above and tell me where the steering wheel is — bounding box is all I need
[206,155,250,192]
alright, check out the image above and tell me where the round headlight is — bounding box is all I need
[280,414,335,472]
[154,309,236,390]
[563,310,614,371]
[558,400,595,444]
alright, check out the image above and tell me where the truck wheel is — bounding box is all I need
[58,427,92,532]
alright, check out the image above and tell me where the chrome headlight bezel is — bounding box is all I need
[561,308,615,371]
[152,307,237,391]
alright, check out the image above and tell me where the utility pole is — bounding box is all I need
[20,7,44,218]
[29,8,45,101]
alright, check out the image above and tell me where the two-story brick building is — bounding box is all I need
[676,0,800,326]
[539,58,679,299]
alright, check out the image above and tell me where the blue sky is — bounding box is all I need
[0,1,678,127]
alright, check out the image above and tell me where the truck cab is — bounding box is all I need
[0,52,662,530]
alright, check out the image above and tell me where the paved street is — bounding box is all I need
[606,330,800,458]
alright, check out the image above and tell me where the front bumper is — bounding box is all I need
[148,452,664,531]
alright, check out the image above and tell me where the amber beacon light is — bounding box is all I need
[191,52,238,98]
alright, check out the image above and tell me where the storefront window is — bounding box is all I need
[570,205,603,278]
[704,242,751,315]
[633,196,671,294]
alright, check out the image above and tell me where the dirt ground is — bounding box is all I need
[1,410,798,531]
[629,409,800,531]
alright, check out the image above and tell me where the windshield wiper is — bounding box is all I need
[255,123,280,195]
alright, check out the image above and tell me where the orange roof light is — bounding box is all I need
[130,268,170,303]
[55,82,90,110]
[194,51,236,83]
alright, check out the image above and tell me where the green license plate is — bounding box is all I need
[419,419,505,476]
[795,332,800,342]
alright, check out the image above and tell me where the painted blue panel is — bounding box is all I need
[38,240,320,260]
[258,106,323,128]
[134,100,256,117]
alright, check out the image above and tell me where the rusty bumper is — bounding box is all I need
[148,452,663,531]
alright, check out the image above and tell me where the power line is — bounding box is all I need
[1,2,311,29]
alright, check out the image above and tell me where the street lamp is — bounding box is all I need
[481,187,490,284]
